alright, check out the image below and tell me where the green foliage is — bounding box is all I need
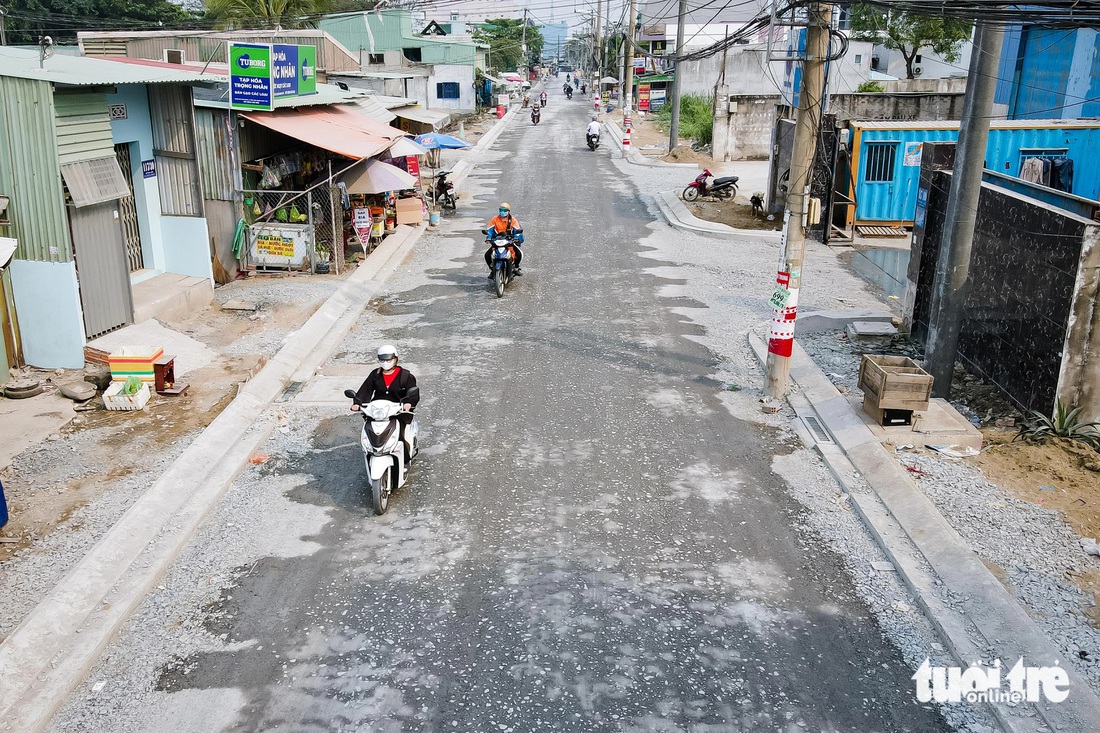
[1016,402,1100,450]
[3,0,198,44]
[203,0,333,29]
[857,81,885,93]
[850,2,973,79]
[654,94,714,147]
[473,18,544,73]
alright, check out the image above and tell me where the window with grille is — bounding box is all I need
[368,53,384,65]
[864,142,898,183]
[436,82,460,100]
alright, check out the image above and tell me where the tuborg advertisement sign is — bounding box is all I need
[230,42,317,110]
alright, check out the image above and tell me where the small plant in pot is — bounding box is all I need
[315,243,331,274]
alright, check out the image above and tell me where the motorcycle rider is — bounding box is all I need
[522,92,530,108]
[352,345,420,460]
[484,202,524,277]
[540,90,548,106]
[566,85,573,100]
[586,117,601,147]
[530,102,541,124]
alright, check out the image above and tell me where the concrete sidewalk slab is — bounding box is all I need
[88,319,215,377]
[0,393,76,474]
[750,333,1100,732]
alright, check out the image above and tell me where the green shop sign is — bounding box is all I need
[231,43,317,110]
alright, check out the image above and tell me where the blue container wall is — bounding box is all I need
[854,126,1100,223]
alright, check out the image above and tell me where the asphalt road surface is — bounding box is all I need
[152,84,950,732]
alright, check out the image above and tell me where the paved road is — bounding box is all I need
[154,85,949,732]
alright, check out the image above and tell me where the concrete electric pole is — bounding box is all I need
[667,0,689,152]
[623,0,638,113]
[764,2,832,398]
[923,21,1005,398]
[595,0,603,87]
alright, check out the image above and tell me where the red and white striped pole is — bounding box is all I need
[623,115,632,151]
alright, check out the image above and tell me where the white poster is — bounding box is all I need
[904,141,924,167]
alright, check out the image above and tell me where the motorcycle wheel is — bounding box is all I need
[682,186,700,202]
[494,267,506,298]
[446,193,457,210]
[370,469,392,515]
[716,187,735,200]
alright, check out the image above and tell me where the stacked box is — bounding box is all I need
[108,347,164,383]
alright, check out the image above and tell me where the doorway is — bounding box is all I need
[115,143,145,272]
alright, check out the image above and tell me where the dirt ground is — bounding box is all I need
[0,271,348,561]
[687,199,783,231]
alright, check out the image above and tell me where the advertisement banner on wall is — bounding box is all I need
[248,223,313,266]
[230,43,273,110]
[649,87,666,110]
[638,83,651,111]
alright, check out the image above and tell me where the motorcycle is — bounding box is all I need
[586,132,600,151]
[540,93,548,107]
[433,170,457,210]
[682,168,739,201]
[485,229,522,298]
[531,106,541,125]
[522,94,530,108]
[565,86,573,100]
[344,386,421,515]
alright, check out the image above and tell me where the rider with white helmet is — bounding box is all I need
[353,345,420,458]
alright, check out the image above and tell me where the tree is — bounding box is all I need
[203,0,331,29]
[850,3,973,79]
[2,0,197,44]
[473,18,543,73]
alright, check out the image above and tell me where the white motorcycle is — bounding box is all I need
[344,387,420,515]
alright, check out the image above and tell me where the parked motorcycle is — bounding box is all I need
[531,106,541,125]
[682,168,739,201]
[485,229,522,298]
[344,386,420,515]
[586,132,600,151]
[433,170,457,210]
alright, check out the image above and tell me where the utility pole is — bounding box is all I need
[623,0,637,113]
[764,2,832,398]
[0,5,7,47]
[667,0,689,153]
[594,0,602,87]
[924,21,1005,398]
[521,8,528,74]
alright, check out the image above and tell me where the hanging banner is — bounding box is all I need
[638,83,651,111]
[230,43,273,111]
[406,156,421,178]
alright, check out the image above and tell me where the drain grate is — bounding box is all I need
[802,415,833,444]
[277,381,305,403]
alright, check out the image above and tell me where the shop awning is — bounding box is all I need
[392,106,451,129]
[241,106,404,160]
[353,96,397,123]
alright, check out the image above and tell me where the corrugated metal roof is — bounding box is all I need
[241,106,401,160]
[0,76,71,263]
[352,97,397,123]
[193,82,367,109]
[0,47,225,86]
[392,106,450,126]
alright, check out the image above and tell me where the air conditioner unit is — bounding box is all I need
[914,65,923,76]
[164,49,185,64]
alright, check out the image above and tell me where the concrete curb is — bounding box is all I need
[0,225,425,732]
[748,333,1100,733]
[603,118,696,168]
[654,190,782,240]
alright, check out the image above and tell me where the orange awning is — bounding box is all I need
[241,106,405,160]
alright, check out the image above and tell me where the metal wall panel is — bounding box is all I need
[70,201,134,338]
[0,77,72,263]
[87,34,361,73]
[148,85,203,216]
[54,92,115,165]
[195,108,238,201]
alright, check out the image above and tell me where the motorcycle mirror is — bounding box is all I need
[344,389,357,399]
[405,386,420,402]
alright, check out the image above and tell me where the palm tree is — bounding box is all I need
[204,0,328,29]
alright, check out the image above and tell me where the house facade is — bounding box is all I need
[319,10,485,114]
[0,47,217,370]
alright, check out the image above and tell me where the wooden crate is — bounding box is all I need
[858,354,933,411]
[862,393,914,427]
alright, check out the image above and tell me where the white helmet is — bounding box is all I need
[377,344,398,365]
